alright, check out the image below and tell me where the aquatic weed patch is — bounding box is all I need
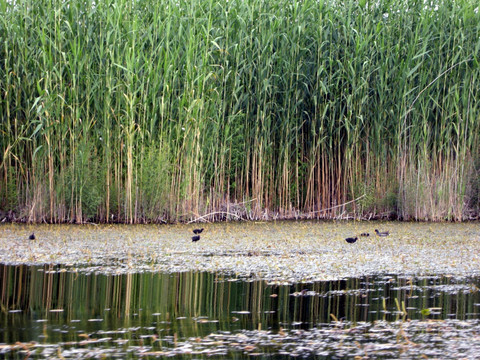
[184,320,480,359]
[0,221,479,281]
[2,320,480,359]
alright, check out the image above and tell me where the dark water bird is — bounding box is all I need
[193,228,204,234]
[192,235,200,242]
[360,232,370,237]
[345,237,358,243]
[375,229,389,237]
[29,233,35,240]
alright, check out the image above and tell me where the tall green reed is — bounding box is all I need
[0,0,478,222]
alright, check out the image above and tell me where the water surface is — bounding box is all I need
[1,265,480,358]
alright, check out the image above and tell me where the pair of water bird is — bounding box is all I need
[345,229,389,243]
[192,228,204,242]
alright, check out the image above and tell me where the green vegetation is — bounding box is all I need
[0,0,479,223]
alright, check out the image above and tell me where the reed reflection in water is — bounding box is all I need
[1,264,480,355]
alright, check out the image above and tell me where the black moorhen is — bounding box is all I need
[375,229,389,237]
[192,235,200,242]
[345,237,358,243]
[193,228,204,234]
[29,233,35,240]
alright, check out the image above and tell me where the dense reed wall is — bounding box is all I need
[1,0,479,223]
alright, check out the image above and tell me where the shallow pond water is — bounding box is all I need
[1,266,480,358]
[0,221,479,358]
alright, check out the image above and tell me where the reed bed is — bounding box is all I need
[0,0,479,223]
